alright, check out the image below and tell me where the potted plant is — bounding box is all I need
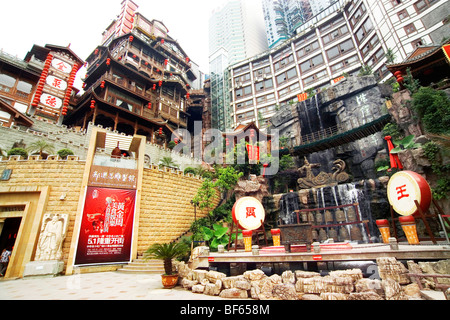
[144,242,188,289]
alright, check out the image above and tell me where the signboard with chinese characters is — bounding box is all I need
[387,171,432,217]
[32,47,82,121]
[89,165,138,190]
[74,187,136,265]
[232,197,265,231]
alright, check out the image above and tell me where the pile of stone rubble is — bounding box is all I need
[176,257,450,300]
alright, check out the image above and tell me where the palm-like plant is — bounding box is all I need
[144,242,188,275]
[26,140,55,158]
[159,156,179,169]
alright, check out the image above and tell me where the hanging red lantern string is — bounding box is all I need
[159,80,163,87]
[62,63,79,108]
[32,53,53,107]
[100,81,105,88]
[90,99,96,109]
[148,102,152,109]
[106,58,111,66]
[129,36,134,42]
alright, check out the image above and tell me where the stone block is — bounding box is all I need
[219,288,248,299]
[23,260,64,277]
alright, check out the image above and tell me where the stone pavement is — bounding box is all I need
[0,272,229,300]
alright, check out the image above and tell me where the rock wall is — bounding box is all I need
[176,258,450,300]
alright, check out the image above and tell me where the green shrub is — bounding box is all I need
[412,87,450,134]
[7,148,28,158]
[57,149,74,159]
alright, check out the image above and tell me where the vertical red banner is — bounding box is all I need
[75,187,136,266]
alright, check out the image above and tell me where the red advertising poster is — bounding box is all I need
[75,187,136,266]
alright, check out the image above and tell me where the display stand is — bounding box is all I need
[227,220,267,252]
[390,198,449,244]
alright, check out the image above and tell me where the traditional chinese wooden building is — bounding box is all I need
[387,40,450,88]
[25,44,84,123]
[64,0,195,146]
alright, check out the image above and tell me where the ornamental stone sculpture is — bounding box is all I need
[35,213,69,261]
[297,158,350,189]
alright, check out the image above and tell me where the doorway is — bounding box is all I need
[0,218,22,276]
[0,218,22,249]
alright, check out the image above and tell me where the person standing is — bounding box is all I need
[0,247,11,277]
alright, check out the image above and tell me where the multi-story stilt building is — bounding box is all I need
[65,0,196,146]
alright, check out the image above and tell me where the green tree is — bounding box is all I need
[412,87,450,134]
[159,156,178,169]
[144,242,188,275]
[26,140,55,158]
[385,48,397,63]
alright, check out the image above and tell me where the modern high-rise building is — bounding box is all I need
[209,0,268,131]
[262,0,315,48]
[227,0,450,129]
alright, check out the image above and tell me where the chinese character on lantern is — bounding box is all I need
[52,78,63,89]
[45,96,57,108]
[56,62,67,72]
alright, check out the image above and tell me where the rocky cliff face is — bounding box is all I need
[269,75,392,180]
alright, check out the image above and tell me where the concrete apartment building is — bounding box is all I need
[209,0,268,131]
[227,0,449,129]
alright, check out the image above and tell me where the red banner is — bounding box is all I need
[443,44,450,64]
[74,187,136,265]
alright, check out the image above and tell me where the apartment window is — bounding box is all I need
[349,3,367,28]
[355,18,374,44]
[235,85,252,99]
[412,38,424,48]
[300,54,324,73]
[235,73,251,86]
[256,93,275,104]
[273,54,295,71]
[322,25,349,45]
[414,0,437,13]
[361,35,380,58]
[236,99,253,110]
[255,78,274,92]
[391,0,402,7]
[0,72,16,93]
[16,80,33,99]
[276,68,297,85]
[368,48,385,67]
[253,66,271,79]
[404,23,417,35]
[303,70,328,86]
[397,9,409,20]
[326,39,355,60]
[330,55,359,75]
[297,41,320,60]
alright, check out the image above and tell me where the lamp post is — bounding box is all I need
[190,200,198,251]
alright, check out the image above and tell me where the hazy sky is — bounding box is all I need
[0,0,229,74]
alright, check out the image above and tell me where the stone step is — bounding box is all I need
[117,257,166,274]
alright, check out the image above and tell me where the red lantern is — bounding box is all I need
[129,36,134,42]
[161,39,165,44]
[145,61,148,65]
[164,59,168,66]
[106,58,111,65]
[100,81,105,88]
[394,71,402,77]
[186,57,190,63]
[397,77,404,83]
[90,100,96,109]
[94,49,99,55]
[159,128,163,135]
[153,84,156,90]
[82,83,86,89]
[159,80,163,87]
[186,93,190,99]
[148,102,152,109]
